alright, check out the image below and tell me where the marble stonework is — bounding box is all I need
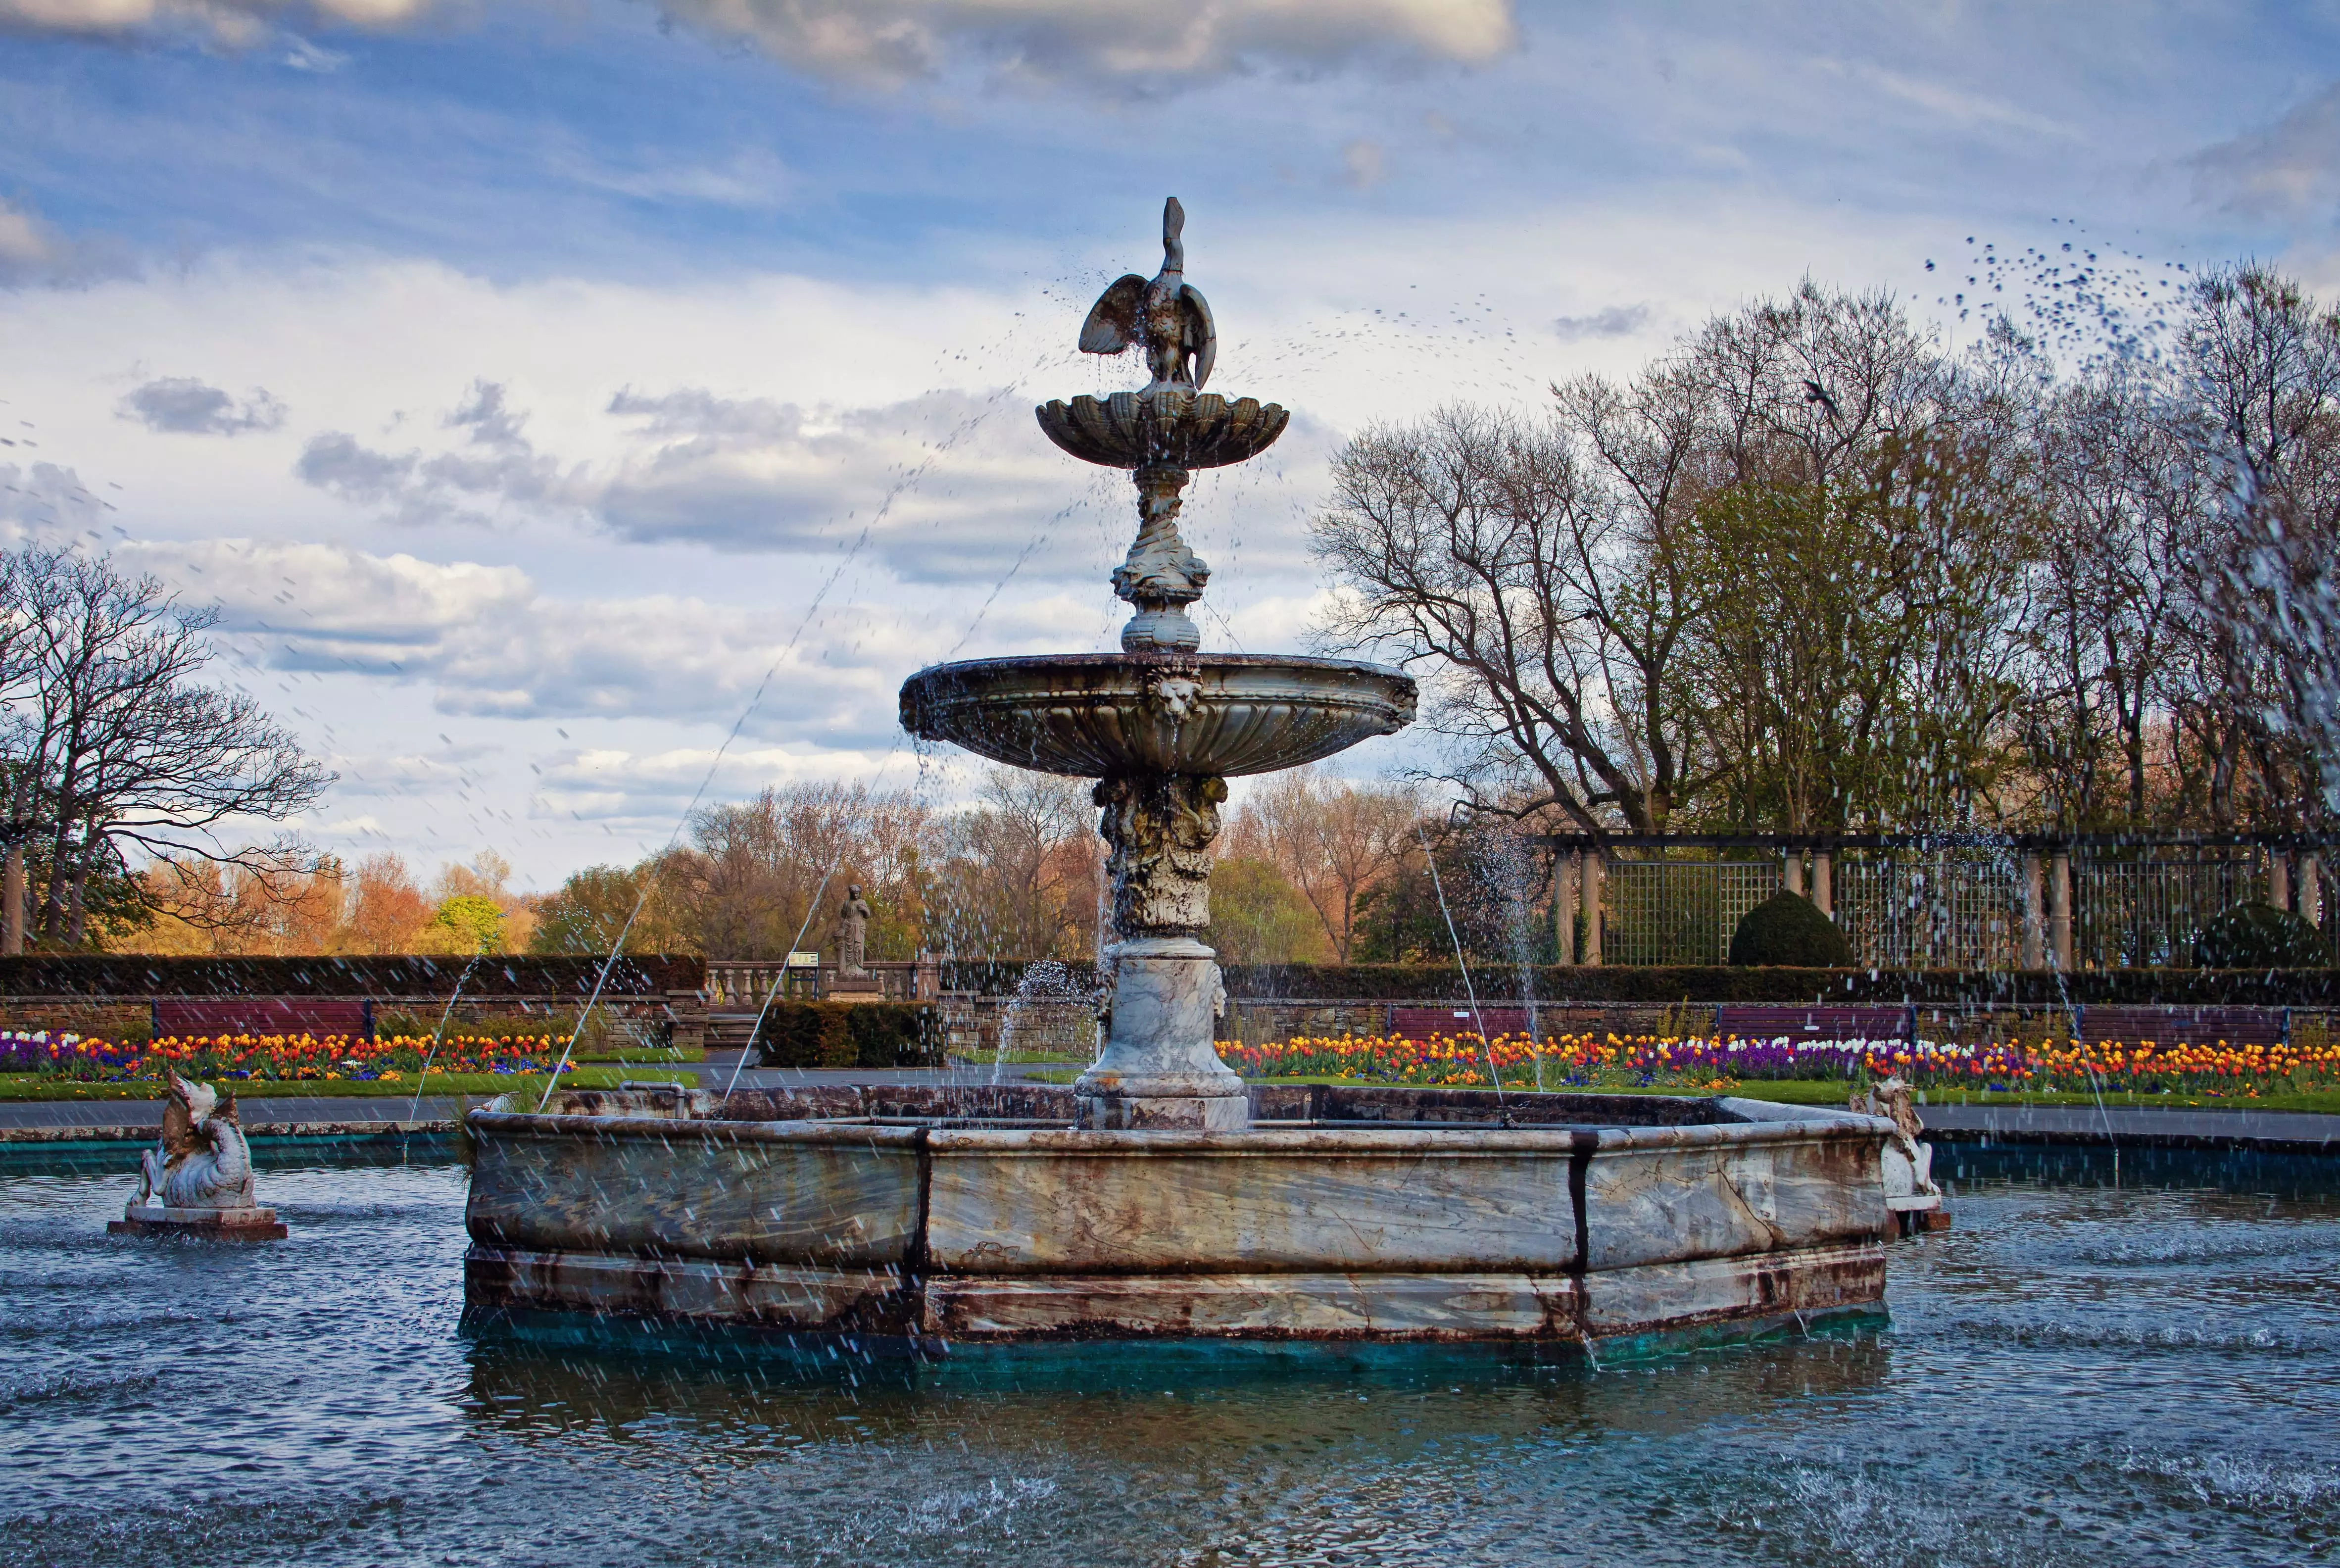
[463,1088,1902,1347]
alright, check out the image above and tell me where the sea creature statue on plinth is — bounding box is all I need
[112,1074,286,1239]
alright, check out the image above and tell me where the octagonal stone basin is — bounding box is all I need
[898,653,1416,779]
[462,1084,1902,1351]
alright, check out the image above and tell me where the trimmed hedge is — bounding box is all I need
[2195,902,2332,969]
[1214,963,2340,1006]
[943,959,1104,997]
[0,955,702,998]
[1728,893,1852,967]
[754,1002,941,1069]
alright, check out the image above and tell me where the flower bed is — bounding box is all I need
[0,1029,567,1084]
[1219,1032,2340,1099]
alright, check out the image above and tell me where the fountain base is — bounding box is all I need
[463,1085,1913,1347]
[1075,936,1249,1130]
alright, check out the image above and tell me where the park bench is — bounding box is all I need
[151,997,375,1040]
[2074,1004,2287,1047]
[1390,1005,1536,1040]
[1711,1004,1914,1044]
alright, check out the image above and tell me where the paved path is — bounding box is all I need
[0,1095,490,1140]
[1921,1100,2340,1152]
[691,1052,1074,1093]
[7,1073,2335,1153]
[0,1060,1083,1140]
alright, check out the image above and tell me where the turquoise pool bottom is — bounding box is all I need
[2,1143,2336,1566]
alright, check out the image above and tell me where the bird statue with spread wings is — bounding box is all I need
[1079,197,1217,395]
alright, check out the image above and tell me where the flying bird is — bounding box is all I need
[1802,379,1842,422]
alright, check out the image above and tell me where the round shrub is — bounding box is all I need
[1729,891,1852,967]
[2194,901,2331,969]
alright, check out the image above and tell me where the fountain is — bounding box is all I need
[461,201,1918,1350]
[901,196,1414,1131]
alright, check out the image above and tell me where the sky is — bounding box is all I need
[0,0,2336,889]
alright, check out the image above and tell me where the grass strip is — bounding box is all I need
[0,1066,684,1102]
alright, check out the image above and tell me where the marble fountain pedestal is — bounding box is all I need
[461,199,1911,1352]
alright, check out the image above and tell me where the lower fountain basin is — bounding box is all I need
[463,1085,1901,1348]
[898,653,1416,778]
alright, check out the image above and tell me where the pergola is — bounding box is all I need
[1537,831,2330,968]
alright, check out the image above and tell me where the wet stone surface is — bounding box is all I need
[3,1141,2338,1566]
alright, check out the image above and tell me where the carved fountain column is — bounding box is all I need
[1077,767,1245,1129]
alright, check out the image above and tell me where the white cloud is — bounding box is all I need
[0,462,112,535]
[2192,84,2340,219]
[0,0,430,42]
[0,197,60,276]
[120,537,921,737]
[1809,57,2074,140]
[119,376,287,436]
[0,196,116,288]
[649,0,1515,90]
[530,742,897,822]
[1551,304,1651,343]
[291,374,1101,581]
[559,148,794,210]
[3,0,1513,90]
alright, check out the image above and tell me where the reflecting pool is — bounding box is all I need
[3,1140,2336,1566]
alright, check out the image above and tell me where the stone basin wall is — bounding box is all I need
[463,1085,1896,1348]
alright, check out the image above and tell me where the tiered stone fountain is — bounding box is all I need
[462,203,1916,1352]
[900,196,1414,1132]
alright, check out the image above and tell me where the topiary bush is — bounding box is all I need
[2194,902,2331,969]
[1729,892,1853,967]
[754,1002,940,1068]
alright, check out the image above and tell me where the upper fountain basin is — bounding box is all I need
[1036,388,1288,471]
[899,653,1415,778]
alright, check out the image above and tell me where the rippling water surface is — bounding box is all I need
[3,1140,2337,1567]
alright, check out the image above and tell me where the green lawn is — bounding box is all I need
[0,1066,684,1102]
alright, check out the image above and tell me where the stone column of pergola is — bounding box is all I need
[1552,849,1579,965]
[2021,850,2046,970]
[2047,849,2074,971]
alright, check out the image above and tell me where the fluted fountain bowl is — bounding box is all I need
[899,653,1415,778]
[1036,389,1288,471]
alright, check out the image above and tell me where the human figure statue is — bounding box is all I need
[1852,1075,1939,1197]
[832,884,874,978]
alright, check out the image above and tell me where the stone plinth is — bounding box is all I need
[1075,936,1245,1130]
[110,1203,287,1240]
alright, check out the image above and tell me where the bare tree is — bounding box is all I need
[1226,766,1419,961]
[0,549,331,948]
[930,768,1097,960]
[2180,264,2340,827]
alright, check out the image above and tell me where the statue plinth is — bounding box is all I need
[1072,935,1245,1129]
[119,1074,284,1237]
[111,1203,287,1240]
